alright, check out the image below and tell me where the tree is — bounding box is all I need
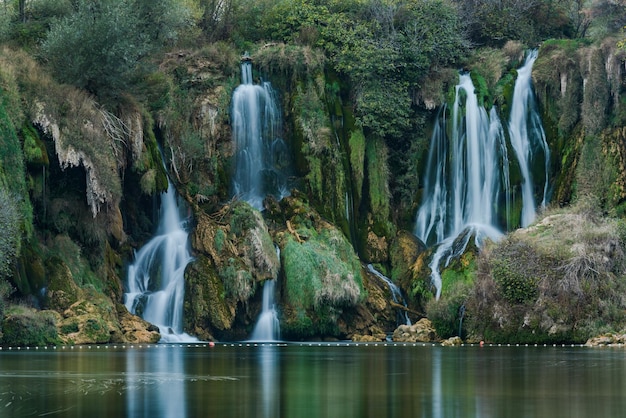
[41,0,191,98]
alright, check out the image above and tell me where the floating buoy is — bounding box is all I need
[209,341,215,348]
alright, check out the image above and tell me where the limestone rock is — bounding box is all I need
[585,333,626,347]
[352,333,386,342]
[117,305,160,344]
[441,336,463,346]
[392,318,437,342]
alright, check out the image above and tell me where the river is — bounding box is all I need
[0,343,624,417]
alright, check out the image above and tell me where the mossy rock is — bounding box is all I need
[57,287,123,344]
[184,255,235,341]
[390,230,427,287]
[44,256,80,312]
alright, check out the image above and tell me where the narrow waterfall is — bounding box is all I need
[249,279,280,341]
[124,182,197,342]
[367,264,411,325]
[508,49,550,227]
[231,59,289,210]
[415,51,549,299]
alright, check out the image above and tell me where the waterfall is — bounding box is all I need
[508,49,550,227]
[415,51,549,299]
[249,278,280,342]
[367,264,411,326]
[124,181,197,343]
[231,60,289,210]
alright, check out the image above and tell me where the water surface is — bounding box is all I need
[0,343,624,417]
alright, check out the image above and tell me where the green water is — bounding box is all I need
[0,343,624,417]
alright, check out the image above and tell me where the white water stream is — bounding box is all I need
[231,61,289,210]
[124,182,197,342]
[249,278,280,342]
[367,264,411,326]
[415,51,549,299]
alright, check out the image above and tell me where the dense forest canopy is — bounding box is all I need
[0,0,625,344]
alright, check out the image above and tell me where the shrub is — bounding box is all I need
[426,280,472,339]
[1,308,59,346]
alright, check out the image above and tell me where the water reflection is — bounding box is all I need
[259,345,279,418]
[125,346,187,418]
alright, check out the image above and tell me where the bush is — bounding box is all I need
[426,280,472,339]
[1,308,59,346]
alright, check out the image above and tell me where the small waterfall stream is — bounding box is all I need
[124,181,197,342]
[249,278,280,342]
[367,264,411,326]
[415,50,549,299]
[231,60,289,210]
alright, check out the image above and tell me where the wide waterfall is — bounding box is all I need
[231,60,290,210]
[124,181,197,342]
[249,279,280,341]
[415,50,549,299]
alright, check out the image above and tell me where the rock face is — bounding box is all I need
[43,256,160,344]
[392,318,438,342]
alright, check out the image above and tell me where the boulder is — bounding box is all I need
[441,336,463,346]
[392,318,437,342]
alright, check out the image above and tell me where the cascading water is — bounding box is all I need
[415,50,548,299]
[231,59,290,211]
[249,278,280,341]
[508,49,550,227]
[367,264,411,326]
[415,75,509,299]
[124,181,197,342]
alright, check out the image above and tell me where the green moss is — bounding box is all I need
[0,90,33,239]
[348,129,365,204]
[283,225,364,315]
[21,123,49,167]
[494,70,516,120]
[469,72,492,109]
[365,137,391,226]
[184,256,235,336]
